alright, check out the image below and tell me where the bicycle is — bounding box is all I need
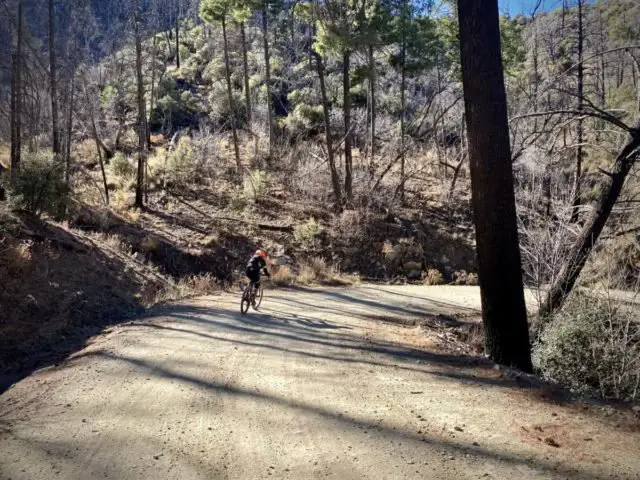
[240,280,264,314]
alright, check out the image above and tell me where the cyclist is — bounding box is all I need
[246,249,271,303]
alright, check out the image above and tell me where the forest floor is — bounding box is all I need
[1,285,639,480]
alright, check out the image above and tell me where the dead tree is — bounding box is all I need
[10,0,24,177]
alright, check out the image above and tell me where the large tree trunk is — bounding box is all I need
[598,7,606,110]
[148,34,157,150]
[399,22,407,205]
[49,0,60,159]
[314,51,342,209]
[369,44,376,161]
[91,115,109,206]
[10,52,17,179]
[458,0,533,372]
[83,75,109,205]
[532,22,539,134]
[175,20,180,69]
[10,0,23,177]
[222,17,241,170]
[262,2,274,155]
[540,119,640,319]
[65,73,74,187]
[134,14,146,208]
[240,22,252,125]
[570,0,585,223]
[343,50,353,204]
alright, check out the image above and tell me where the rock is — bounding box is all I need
[407,269,422,280]
[632,405,640,413]
[272,255,294,266]
[544,437,560,448]
[403,261,422,272]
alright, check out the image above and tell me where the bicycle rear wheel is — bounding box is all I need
[252,285,264,310]
[240,284,252,314]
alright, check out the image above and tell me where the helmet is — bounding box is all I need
[255,249,268,258]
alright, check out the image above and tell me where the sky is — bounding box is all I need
[497,0,594,16]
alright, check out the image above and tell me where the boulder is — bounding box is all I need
[272,254,294,266]
[407,269,422,280]
[403,260,422,272]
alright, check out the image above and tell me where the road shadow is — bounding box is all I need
[145,300,571,402]
[53,348,608,480]
[5,285,636,479]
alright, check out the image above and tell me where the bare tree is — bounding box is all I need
[49,0,60,160]
[368,44,376,160]
[239,21,252,125]
[221,15,241,170]
[314,48,342,208]
[343,49,353,204]
[570,0,586,223]
[10,0,24,177]
[262,0,274,155]
[539,109,640,318]
[134,12,147,208]
[399,1,407,204]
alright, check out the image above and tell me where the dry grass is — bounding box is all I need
[146,273,221,305]
[452,270,479,286]
[424,268,445,285]
[82,230,127,253]
[454,323,485,354]
[202,234,219,249]
[271,258,357,287]
[140,235,161,253]
[0,142,9,169]
[0,240,33,277]
[270,265,299,286]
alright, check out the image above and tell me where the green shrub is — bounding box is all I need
[0,193,19,234]
[5,151,68,217]
[283,103,324,137]
[110,152,135,178]
[166,137,197,188]
[243,170,270,203]
[294,218,323,249]
[229,193,248,212]
[207,86,247,129]
[149,77,204,131]
[533,297,640,400]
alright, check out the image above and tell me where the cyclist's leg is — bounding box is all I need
[253,275,262,305]
[247,269,260,304]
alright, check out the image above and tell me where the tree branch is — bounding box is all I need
[510,109,634,133]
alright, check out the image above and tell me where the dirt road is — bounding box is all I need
[1,285,639,479]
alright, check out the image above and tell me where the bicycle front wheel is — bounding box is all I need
[252,285,264,310]
[240,285,252,314]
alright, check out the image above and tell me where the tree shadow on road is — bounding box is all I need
[142,303,570,400]
[63,348,606,480]
[7,286,636,480]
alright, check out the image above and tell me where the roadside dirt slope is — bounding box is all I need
[1,285,639,479]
